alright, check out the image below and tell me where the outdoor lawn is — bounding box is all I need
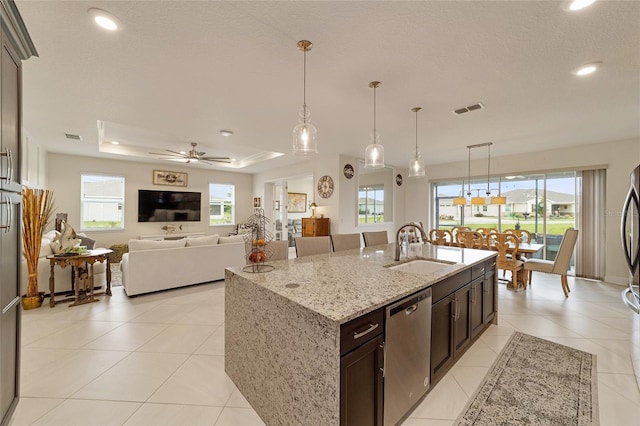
[438,217,574,236]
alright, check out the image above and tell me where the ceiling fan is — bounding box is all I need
[150,142,231,165]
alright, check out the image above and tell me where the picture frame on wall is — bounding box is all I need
[153,170,188,187]
[253,197,261,208]
[287,192,307,213]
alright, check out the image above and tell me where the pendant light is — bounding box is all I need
[489,143,506,205]
[364,81,385,169]
[408,107,425,177]
[454,146,472,205]
[292,40,318,156]
[470,142,488,205]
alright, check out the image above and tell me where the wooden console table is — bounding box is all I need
[46,249,113,307]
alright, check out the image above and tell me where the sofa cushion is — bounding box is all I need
[185,234,220,247]
[128,239,187,251]
[77,233,96,250]
[219,235,245,244]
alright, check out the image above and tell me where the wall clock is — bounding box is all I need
[317,175,334,199]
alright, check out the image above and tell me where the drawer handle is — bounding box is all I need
[353,322,379,340]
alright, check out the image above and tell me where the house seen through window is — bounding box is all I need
[209,183,235,225]
[80,174,125,230]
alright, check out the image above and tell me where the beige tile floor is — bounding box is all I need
[8,273,640,425]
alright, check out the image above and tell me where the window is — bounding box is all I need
[80,174,125,230]
[432,171,580,265]
[358,185,385,223]
[209,183,235,225]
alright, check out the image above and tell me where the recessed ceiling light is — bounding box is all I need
[573,61,602,76]
[220,130,233,137]
[569,0,597,11]
[88,8,121,31]
[110,140,120,145]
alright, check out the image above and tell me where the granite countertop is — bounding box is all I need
[226,243,496,324]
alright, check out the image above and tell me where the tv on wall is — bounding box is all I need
[138,190,202,222]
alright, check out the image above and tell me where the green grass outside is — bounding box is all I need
[359,215,386,224]
[82,221,123,229]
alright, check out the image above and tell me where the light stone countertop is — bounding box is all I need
[226,243,496,324]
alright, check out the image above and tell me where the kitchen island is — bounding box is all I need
[225,243,497,425]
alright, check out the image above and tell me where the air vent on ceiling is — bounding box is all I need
[65,133,82,141]
[453,102,484,115]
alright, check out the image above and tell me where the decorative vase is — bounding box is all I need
[21,292,45,310]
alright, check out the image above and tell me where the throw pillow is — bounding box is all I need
[218,235,245,244]
[128,239,187,251]
[185,234,220,247]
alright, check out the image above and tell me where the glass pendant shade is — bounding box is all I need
[491,195,506,205]
[292,106,318,156]
[408,107,426,177]
[364,81,384,169]
[365,131,385,169]
[408,156,425,177]
[292,40,318,156]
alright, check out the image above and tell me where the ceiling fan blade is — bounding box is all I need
[201,156,231,161]
[149,151,181,157]
[165,149,187,156]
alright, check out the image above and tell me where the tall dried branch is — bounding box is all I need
[22,188,55,297]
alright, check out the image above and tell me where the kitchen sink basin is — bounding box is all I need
[388,259,459,276]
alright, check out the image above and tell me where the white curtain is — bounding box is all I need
[576,169,606,279]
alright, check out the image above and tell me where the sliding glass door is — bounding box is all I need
[433,171,578,267]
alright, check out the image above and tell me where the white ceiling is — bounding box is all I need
[15,1,640,174]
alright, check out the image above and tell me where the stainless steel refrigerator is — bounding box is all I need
[622,165,640,392]
[621,164,640,313]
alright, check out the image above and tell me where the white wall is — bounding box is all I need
[404,138,640,284]
[21,130,47,189]
[46,153,253,249]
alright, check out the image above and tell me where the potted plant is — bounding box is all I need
[21,187,54,310]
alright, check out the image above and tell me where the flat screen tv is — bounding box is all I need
[138,190,202,222]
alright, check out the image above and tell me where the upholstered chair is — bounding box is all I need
[331,233,361,252]
[362,231,388,247]
[295,236,332,257]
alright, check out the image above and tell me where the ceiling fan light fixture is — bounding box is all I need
[364,81,385,169]
[219,130,233,137]
[292,40,318,156]
[408,107,425,178]
[573,61,602,76]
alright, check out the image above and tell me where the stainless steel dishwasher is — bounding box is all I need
[384,287,432,426]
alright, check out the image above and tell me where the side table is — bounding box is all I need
[46,249,113,307]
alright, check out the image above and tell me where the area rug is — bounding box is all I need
[456,332,598,426]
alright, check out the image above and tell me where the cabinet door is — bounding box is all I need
[340,335,383,426]
[316,218,330,236]
[483,270,496,324]
[302,218,315,237]
[469,276,485,339]
[0,38,21,193]
[0,193,20,308]
[453,283,471,358]
[0,301,20,425]
[430,295,454,384]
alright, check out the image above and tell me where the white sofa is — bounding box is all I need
[121,234,246,296]
[20,230,107,296]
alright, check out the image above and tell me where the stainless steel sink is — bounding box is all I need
[388,258,458,276]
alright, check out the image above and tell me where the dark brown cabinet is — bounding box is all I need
[430,258,497,385]
[340,335,384,426]
[340,307,383,426]
[302,217,330,237]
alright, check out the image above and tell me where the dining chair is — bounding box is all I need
[475,227,497,237]
[487,232,526,289]
[268,240,290,261]
[450,226,471,244]
[362,231,388,247]
[504,229,532,244]
[456,230,485,249]
[428,229,453,246]
[331,233,361,252]
[295,236,332,258]
[524,228,579,297]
